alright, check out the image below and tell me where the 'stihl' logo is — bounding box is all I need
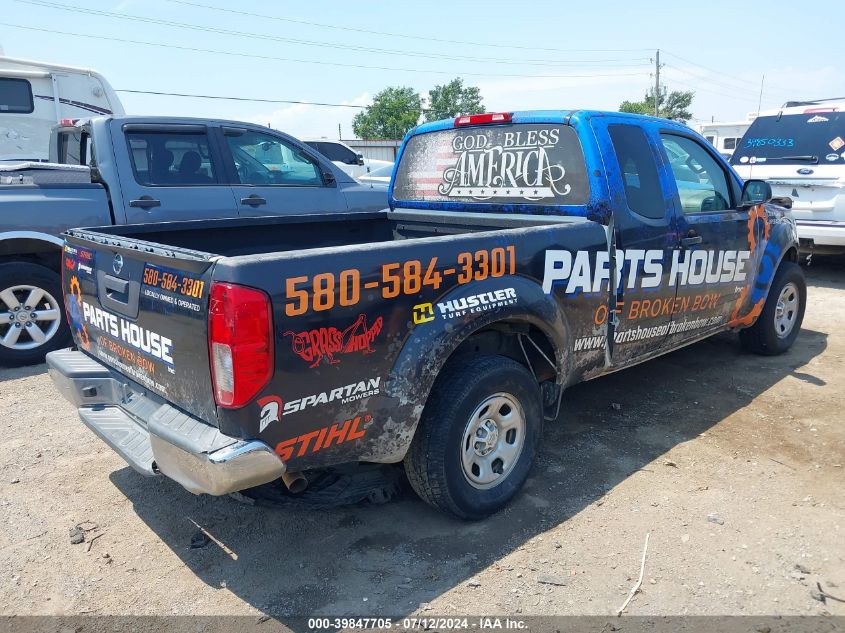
[274,415,371,462]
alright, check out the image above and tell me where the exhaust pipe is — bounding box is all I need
[281,471,308,494]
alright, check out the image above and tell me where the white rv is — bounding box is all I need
[696,119,753,160]
[731,98,845,254]
[0,55,124,162]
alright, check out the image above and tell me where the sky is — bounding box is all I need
[2,0,843,139]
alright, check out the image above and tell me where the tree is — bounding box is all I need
[619,88,694,122]
[352,86,422,139]
[424,77,485,122]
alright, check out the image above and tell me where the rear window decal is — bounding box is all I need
[393,124,589,205]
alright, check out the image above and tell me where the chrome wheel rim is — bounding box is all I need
[461,392,526,490]
[774,282,799,339]
[0,285,62,351]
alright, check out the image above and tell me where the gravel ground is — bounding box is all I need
[0,258,843,621]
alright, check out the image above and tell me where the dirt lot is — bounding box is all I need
[1,258,843,621]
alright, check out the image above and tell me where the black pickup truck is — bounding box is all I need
[47,110,804,519]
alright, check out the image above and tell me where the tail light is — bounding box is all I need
[208,282,274,408]
[455,112,512,127]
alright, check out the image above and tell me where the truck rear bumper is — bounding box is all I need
[796,220,845,247]
[46,349,285,496]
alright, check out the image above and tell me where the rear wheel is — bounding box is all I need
[739,261,806,355]
[404,354,542,519]
[0,262,71,367]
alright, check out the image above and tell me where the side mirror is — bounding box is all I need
[356,153,365,166]
[738,179,772,209]
[770,196,793,209]
[321,169,336,186]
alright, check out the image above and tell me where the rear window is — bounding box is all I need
[56,130,93,166]
[392,124,589,205]
[0,78,34,114]
[731,112,845,166]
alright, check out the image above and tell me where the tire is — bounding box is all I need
[0,262,71,367]
[403,354,543,520]
[739,261,806,355]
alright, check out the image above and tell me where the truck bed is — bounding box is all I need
[68,209,586,258]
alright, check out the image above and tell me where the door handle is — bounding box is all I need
[681,235,703,247]
[240,195,267,206]
[129,196,161,209]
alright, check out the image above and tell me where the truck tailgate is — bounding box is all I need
[62,230,218,425]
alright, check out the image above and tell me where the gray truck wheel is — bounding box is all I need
[404,354,542,520]
[739,261,806,355]
[0,262,71,367]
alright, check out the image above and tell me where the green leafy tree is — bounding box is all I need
[424,77,485,122]
[352,86,422,139]
[619,88,694,122]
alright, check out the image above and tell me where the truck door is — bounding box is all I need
[655,131,750,349]
[219,127,348,216]
[113,122,239,222]
[599,120,678,365]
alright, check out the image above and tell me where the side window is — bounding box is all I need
[723,137,738,150]
[315,141,357,165]
[705,135,716,145]
[125,131,217,186]
[0,78,33,113]
[659,134,732,213]
[607,124,665,220]
[226,131,322,186]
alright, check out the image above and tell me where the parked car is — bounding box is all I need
[731,99,845,254]
[0,115,387,366]
[303,138,392,179]
[357,163,393,185]
[46,110,803,519]
[0,55,124,163]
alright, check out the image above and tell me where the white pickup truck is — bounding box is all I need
[732,99,845,255]
[303,139,393,180]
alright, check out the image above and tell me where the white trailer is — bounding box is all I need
[696,118,754,160]
[0,55,124,162]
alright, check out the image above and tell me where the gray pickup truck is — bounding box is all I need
[0,116,388,366]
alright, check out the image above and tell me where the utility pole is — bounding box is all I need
[756,74,765,117]
[338,123,342,140]
[654,49,660,118]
